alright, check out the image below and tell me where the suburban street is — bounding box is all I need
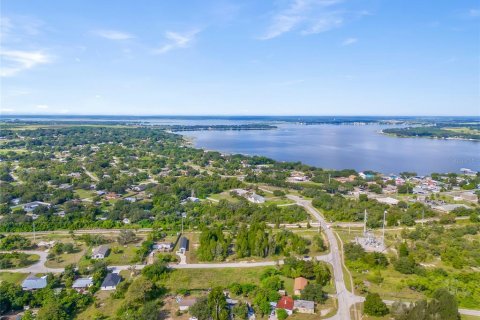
[287,195,364,320]
[2,194,479,318]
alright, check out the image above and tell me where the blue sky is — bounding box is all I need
[1,0,479,116]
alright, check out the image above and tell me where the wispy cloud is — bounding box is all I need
[0,50,52,77]
[341,37,357,46]
[259,0,347,40]
[272,79,306,86]
[94,29,134,40]
[468,9,480,17]
[36,104,49,109]
[153,30,200,54]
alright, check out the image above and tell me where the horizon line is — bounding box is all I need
[1,114,479,118]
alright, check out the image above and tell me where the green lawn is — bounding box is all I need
[104,245,140,265]
[0,272,29,285]
[0,253,40,269]
[76,290,123,320]
[44,247,86,268]
[161,267,289,293]
[74,189,94,199]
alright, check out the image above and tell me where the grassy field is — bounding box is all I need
[160,267,293,293]
[1,253,40,269]
[44,246,86,268]
[445,127,480,135]
[104,244,141,265]
[76,290,123,320]
[0,272,29,284]
[0,148,28,154]
[74,189,94,199]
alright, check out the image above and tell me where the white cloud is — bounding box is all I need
[341,37,358,46]
[0,50,52,77]
[94,29,134,40]
[36,104,49,109]
[259,0,346,40]
[0,17,13,40]
[153,30,200,54]
[0,107,15,113]
[469,9,480,17]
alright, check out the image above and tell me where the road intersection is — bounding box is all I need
[1,195,479,319]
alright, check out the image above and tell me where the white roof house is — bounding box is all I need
[72,277,93,292]
[294,300,315,314]
[247,193,265,204]
[92,245,109,259]
[22,275,47,290]
[375,197,399,205]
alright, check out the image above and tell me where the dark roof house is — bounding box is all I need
[100,273,121,290]
[178,237,189,253]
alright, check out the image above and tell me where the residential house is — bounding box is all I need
[22,201,50,212]
[178,237,189,254]
[294,277,308,295]
[92,245,110,259]
[133,184,147,192]
[458,192,478,202]
[37,240,56,248]
[276,296,294,315]
[72,277,93,293]
[58,184,73,190]
[294,300,315,314]
[232,189,248,196]
[246,193,265,204]
[100,273,121,291]
[153,242,174,252]
[375,197,399,205]
[178,297,197,311]
[67,172,81,178]
[22,275,47,291]
[105,192,119,200]
[186,196,200,203]
[54,211,66,218]
[124,197,136,203]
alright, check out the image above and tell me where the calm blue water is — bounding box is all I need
[181,124,480,175]
[3,116,479,174]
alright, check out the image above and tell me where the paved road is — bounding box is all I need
[2,194,479,318]
[287,195,363,320]
[0,250,64,274]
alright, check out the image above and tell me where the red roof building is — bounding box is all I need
[276,296,294,312]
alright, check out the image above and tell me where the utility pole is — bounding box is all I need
[363,209,367,235]
[382,210,386,245]
[422,209,425,225]
[33,220,36,242]
[181,212,187,234]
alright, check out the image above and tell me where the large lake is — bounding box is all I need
[180,124,480,175]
